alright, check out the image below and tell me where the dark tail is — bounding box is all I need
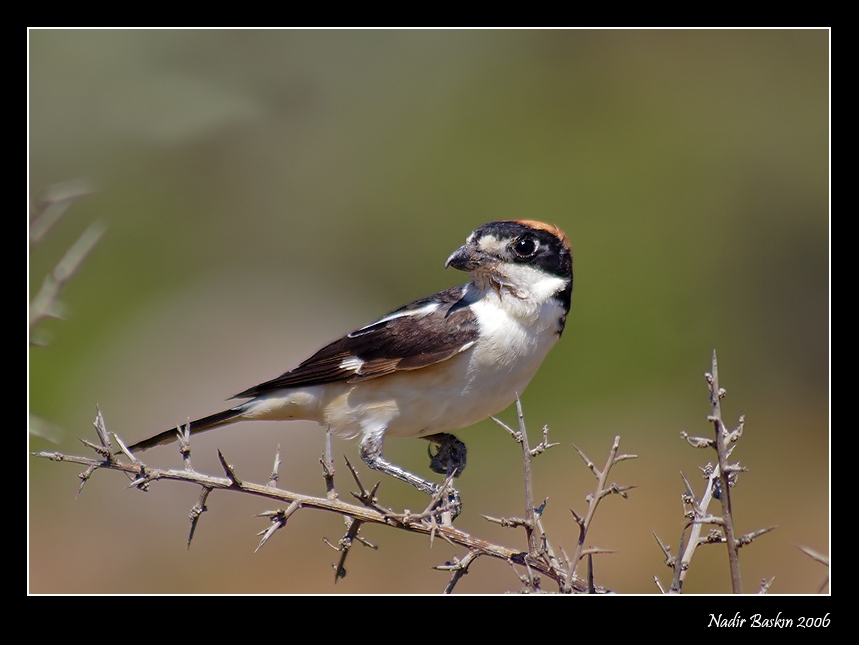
[127,407,245,453]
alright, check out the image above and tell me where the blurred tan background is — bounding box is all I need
[29,29,828,594]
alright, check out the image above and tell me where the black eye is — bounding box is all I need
[513,235,538,258]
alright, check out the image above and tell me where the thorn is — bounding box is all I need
[217,450,241,485]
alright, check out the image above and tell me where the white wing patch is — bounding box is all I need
[338,356,365,373]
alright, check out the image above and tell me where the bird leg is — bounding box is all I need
[424,432,467,477]
[359,432,462,519]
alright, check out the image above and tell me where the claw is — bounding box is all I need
[425,433,467,477]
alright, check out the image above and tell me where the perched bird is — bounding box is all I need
[129,220,573,509]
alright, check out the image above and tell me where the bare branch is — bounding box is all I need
[268,444,282,488]
[707,350,742,593]
[664,352,774,594]
[320,427,337,500]
[34,407,611,593]
[493,397,575,591]
[435,549,480,594]
[29,179,93,243]
[30,221,105,335]
[568,435,635,586]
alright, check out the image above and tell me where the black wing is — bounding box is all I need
[234,286,478,398]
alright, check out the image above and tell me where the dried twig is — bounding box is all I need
[655,351,773,594]
[567,436,636,590]
[35,408,609,593]
[706,350,743,593]
[435,549,480,594]
[30,185,104,338]
[491,398,570,591]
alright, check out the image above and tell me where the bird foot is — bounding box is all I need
[425,433,467,477]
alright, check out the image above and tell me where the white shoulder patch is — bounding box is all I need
[349,302,441,338]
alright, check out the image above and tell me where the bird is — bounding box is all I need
[128,220,573,511]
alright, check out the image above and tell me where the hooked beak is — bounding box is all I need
[445,243,481,271]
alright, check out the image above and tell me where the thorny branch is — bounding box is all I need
[567,436,637,591]
[34,400,635,593]
[654,351,774,594]
[491,397,558,557]
[29,183,103,338]
[706,350,743,593]
[486,400,634,593]
[30,182,104,444]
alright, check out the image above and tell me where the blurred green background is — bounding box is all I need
[29,29,828,594]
